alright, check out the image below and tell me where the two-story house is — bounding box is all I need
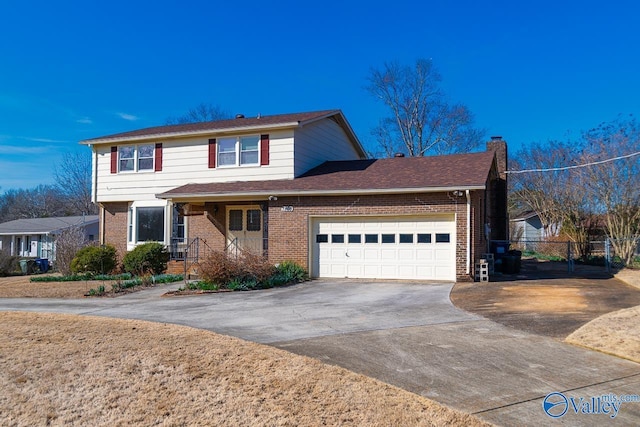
[82,110,507,281]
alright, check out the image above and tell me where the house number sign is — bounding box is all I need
[281,206,294,212]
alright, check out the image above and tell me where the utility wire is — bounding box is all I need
[505,150,640,174]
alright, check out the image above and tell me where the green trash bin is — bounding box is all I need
[19,259,28,274]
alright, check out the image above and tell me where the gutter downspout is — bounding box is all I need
[91,147,98,204]
[466,190,471,275]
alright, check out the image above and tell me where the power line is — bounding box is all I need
[505,150,640,174]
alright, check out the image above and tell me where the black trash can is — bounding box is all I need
[502,255,516,274]
[508,250,522,274]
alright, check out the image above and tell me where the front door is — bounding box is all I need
[226,206,264,255]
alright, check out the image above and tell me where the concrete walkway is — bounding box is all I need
[1,279,638,426]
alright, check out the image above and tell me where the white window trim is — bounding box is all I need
[126,200,169,250]
[119,144,156,173]
[217,135,260,168]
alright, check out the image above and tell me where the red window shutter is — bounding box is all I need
[110,146,117,173]
[208,139,216,168]
[154,143,163,171]
[260,134,269,166]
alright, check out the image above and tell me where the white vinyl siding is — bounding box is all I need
[294,118,363,177]
[93,131,295,202]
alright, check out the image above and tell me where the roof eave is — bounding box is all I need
[80,121,308,145]
[156,185,486,202]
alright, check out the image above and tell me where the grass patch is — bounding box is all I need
[90,273,183,296]
[30,273,133,282]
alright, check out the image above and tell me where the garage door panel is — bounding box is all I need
[435,248,452,260]
[398,248,415,259]
[313,216,456,281]
[364,249,379,260]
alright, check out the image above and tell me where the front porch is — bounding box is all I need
[165,201,270,277]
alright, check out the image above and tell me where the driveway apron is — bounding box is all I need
[1,279,638,426]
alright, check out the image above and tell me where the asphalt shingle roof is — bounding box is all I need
[0,216,98,235]
[81,110,342,143]
[158,151,496,198]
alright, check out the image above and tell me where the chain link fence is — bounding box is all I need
[501,237,640,277]
[605,238,640,271]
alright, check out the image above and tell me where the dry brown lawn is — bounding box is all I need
[566,305,640,363]
[566,269,640,363]
[0,312,489,427]
[0,274,111,298]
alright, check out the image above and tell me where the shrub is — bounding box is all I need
[199,251,242,285]
[199,250,275,287]
[70,245,117,275]
[275,261,308,283]
[198,251,306,291]
[122,243,169,276]
[0,249,19,276]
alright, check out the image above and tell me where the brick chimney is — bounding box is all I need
[486,136,508,240]
[486,136,507,180]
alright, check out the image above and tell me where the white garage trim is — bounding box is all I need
[309,214,456,281]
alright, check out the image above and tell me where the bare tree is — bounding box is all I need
[0,185,71,222]
[54,150,97,215]
[366,59,484,157]
[511,115,640,264]
[580,116,640,264]
[54,226,89,275]
[165,103,231,125]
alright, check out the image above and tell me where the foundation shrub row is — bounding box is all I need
[190,251,308,291]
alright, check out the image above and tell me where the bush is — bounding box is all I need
[199,250,275,287]
[275,260,308,282]
[122,243,169,276]
[0,249,19,276]
[199,251,242,284]
[70,245,117,275]
[198,251,306,291]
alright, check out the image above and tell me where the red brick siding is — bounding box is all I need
[102,193,483,281]
[101,202,129,265]
[266,193,471,280]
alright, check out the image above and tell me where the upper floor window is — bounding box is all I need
[218,136,260,167]
[119,144,154,172]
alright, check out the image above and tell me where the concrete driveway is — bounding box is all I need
[1,279,639,426]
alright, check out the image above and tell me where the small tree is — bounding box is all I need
[54,226,88,275]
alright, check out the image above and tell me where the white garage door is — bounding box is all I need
[311,215,456,281]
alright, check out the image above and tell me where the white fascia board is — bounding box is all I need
[156,185,485,201]
[0,231,52,236]
[80,122,303,145]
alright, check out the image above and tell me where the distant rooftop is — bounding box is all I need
[0,215,98,235]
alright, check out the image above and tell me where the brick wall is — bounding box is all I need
[102,192,497,281]
[266,192,474,280]
[101,202,129,263]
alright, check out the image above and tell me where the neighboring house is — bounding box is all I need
[510,211,550,247]
[81,110,508,281]
[0,215,98,260]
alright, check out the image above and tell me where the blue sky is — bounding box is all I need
[1,0,639,192]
